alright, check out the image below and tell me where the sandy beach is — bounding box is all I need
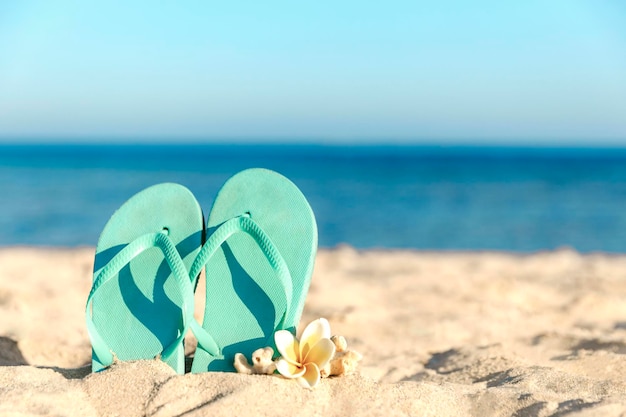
[1,246,626,416]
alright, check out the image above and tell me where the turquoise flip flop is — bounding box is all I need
[189,168,317,373]
[86,183,204,374]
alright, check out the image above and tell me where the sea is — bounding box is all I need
[1,143,626,253]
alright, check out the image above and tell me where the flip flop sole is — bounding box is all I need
[90,183,204,373]
[192,168,317,372]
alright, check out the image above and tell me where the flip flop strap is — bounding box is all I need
[85,231,195,367]
[189,215,293,357]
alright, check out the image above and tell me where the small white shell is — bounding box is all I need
[233,347,277,375]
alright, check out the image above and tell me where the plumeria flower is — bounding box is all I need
[274,318,336,388]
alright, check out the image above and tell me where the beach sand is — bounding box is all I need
[1,246,626,416]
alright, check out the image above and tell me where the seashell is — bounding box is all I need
[233,347,277,375]
[320,334,363,378]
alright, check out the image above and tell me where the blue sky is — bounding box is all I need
[0,1,625,144]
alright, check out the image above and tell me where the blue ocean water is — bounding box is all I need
[1,143,626,252]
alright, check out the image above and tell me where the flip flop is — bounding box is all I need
[86,183,204,374]
[189,168,317,373]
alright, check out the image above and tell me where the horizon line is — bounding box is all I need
[1,136,626,148]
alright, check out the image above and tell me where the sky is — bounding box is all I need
[0,1,625,144]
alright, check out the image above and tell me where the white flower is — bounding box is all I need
[274,318,336,388]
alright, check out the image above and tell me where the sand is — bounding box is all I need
[1,246,626,416]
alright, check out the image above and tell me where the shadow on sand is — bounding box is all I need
[0,336,91,379]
